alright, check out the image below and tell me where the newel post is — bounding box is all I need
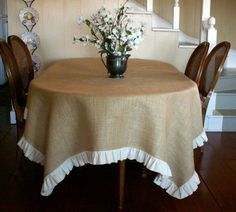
[207,17,217,50]
[173,0,180,30]
[147,0,153,12]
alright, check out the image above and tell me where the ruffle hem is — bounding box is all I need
[18,130,207,199]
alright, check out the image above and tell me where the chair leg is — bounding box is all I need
[13,146,22,176]
[194,146,204,169]
[119,160,126,210]
[141,165,148,178]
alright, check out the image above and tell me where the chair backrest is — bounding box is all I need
[184,41,210,85]
[199,41,231,98]
[8,35,34,93]
[0,40,26,135]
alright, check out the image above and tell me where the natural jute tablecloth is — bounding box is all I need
[18,58,207,198]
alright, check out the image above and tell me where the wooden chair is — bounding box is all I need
[0,40,26,174]
[199,41,231,117]
[184,41,210,85]
[8,35,34,93]
[193,42,230,163]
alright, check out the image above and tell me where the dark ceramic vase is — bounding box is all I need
[101,54,130,78]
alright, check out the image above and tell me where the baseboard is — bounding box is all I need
[204,114,236,132]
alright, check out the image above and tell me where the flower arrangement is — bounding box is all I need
[74,0,145,57]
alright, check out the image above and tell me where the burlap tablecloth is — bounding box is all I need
[18,58,207,199]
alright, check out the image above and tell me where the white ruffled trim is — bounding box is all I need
[154,171,200,199]
[18,131,208,198]
[192,130,208,149]
[41,148,172,196]
[18,136,44,165]
[17,137,172,196]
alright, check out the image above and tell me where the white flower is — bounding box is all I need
[74,0,145,56]
[83,35,90,41]
[112,28,118,35]
[94,40,101,49]
[127,41,134,47]
[104,14,113,23]
[77,16,85,25]
[116,51,122,56]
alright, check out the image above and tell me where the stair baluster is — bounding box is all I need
[173,0,180,30]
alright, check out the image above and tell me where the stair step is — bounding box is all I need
[179,42,198,48]
[152,27,179,32]
[204,113,236,132]
[127,11,152,15]
[213,92,236,109]
[213,109,236,116]
[216,89,236,94]
[215,68,236,91]
[221,68,236,77]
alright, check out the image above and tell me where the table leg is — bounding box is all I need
[119,160,126,210]
[13,147,22,176]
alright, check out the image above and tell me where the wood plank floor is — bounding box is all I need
[1,84,236,211]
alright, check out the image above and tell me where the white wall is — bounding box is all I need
[8,0,192,72]
[211,0,236,50]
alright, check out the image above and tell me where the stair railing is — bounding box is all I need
[133,0,217,47]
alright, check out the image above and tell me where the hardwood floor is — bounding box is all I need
[0,83,236,211]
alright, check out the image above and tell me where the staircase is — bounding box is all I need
[130,0,236,132]
[204,68,236,131]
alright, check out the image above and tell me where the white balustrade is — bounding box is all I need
[147,0,153,12]
[201,0,211,42]
[173,0,180,30]
[135,0,216,46]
